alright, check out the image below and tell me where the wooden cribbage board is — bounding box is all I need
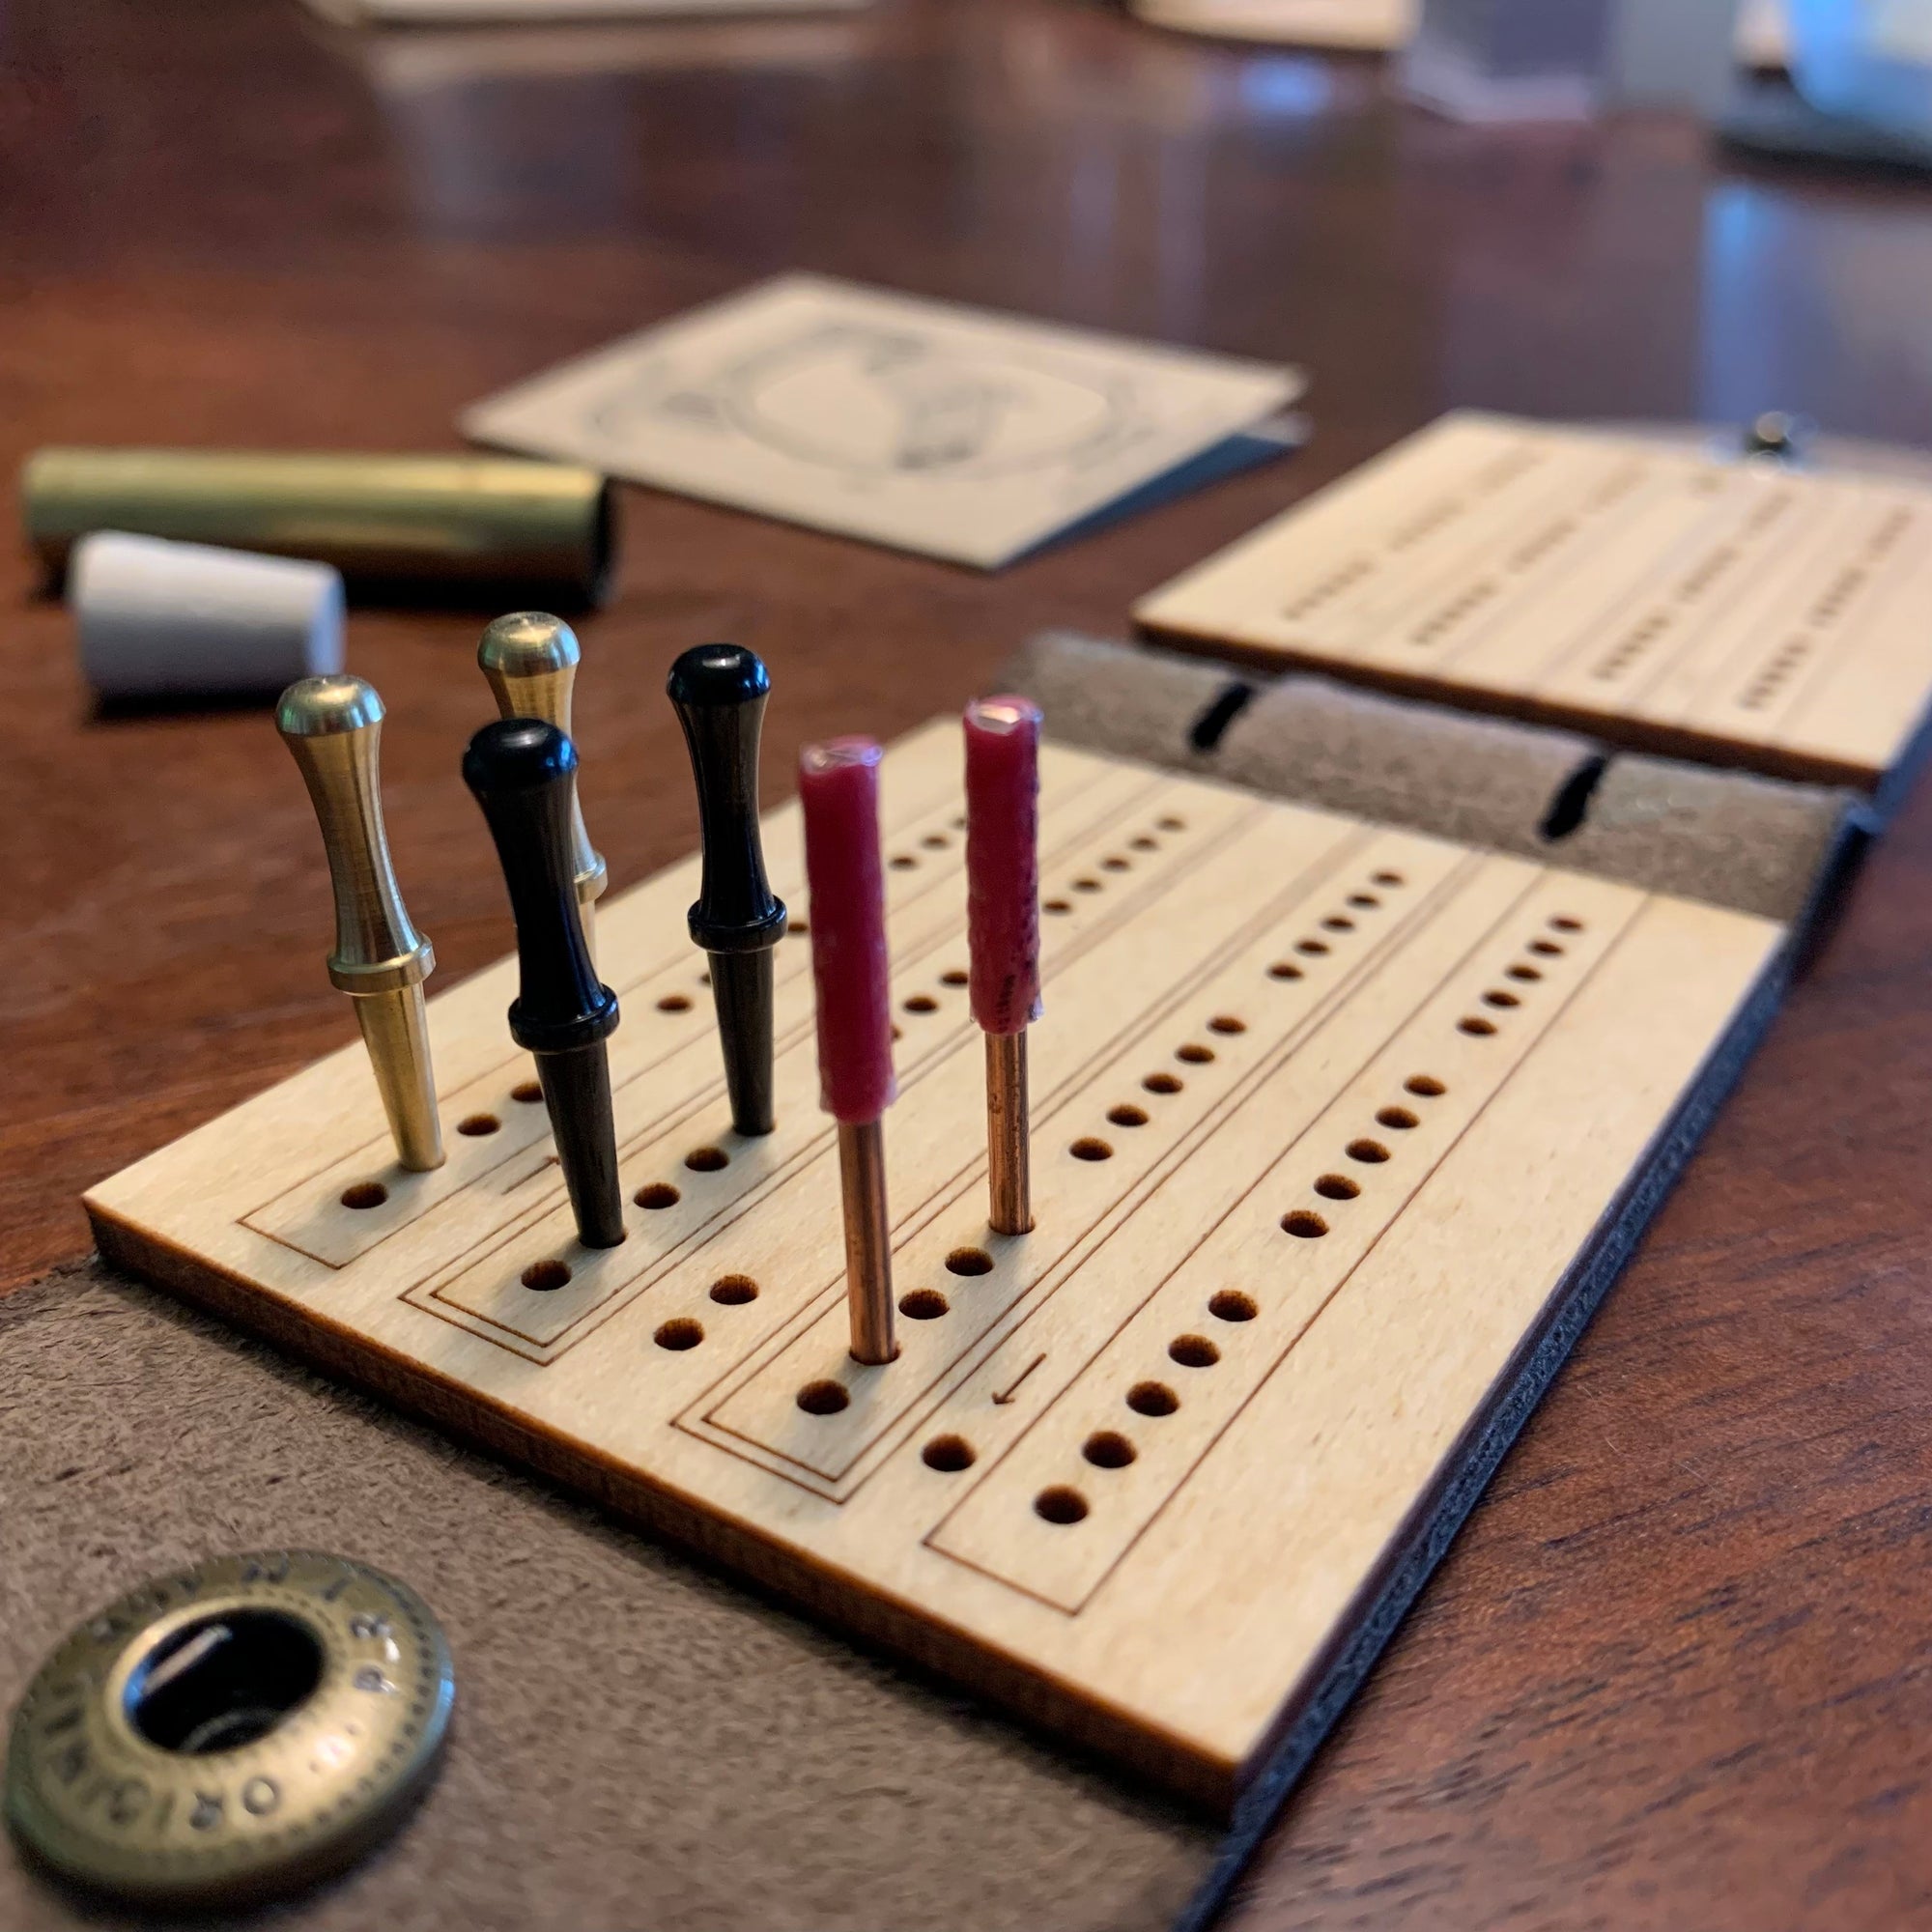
[87,725,1788,1815]
[1134,410,1932,793]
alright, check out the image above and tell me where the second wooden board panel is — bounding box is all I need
[1134,410,1932,792]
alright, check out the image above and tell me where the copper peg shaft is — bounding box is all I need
[984,1030,1033,1236]
[276,674,443,1172]
[838,1120,895,1365]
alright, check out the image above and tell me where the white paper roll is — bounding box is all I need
[71,531,346,700]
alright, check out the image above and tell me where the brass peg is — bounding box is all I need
[276,674,444,1172]
[477,611,607,964]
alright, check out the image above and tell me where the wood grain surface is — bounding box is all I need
[4,1,1931,1923]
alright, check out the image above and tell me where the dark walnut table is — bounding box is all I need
[4,2,1930,1924]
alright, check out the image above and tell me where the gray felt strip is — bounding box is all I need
[1003,632,1860,926]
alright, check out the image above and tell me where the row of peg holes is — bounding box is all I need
[793,1247,998,1417]
[1005,904,1584,1525]
[1455,913,1582,1039]
[1021,1067,1449,1524]
[1056,868,1404,1167]
[1040,816,1187,917]
[917,866,1410,1487]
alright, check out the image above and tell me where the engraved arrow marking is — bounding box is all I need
[992,1354,1046,1406]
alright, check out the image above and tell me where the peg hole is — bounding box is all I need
[946,1247,995,1276]
[1550,915,1584,932]
[1377,1106,1420,1130]
[1507,964,1543,982]
[1459,1016,1497,1037]
[1529,938,1564,956]
[1348,893,1380,910]
[797,1380,850,1415]
[941,969,969,986]
[1129,835,1158,852]
[1321,916,1355,933]
[1070,1137,1114,1161]
[656,993,692,1012]
[889,854,917,870]
[1169,1334,1220,1368]
[789,920,810,936]
[458,1113,500,1137]
[1143,1072,1183,1094]
[1209,1290,1258,1321]
[654,1319,703,1351]
[511,1081,544,1104]
[709,1274,758,1305]
[1083,1431,1137,1469]
[1347,1139,1390,1163]
[1036,1487,1089,1524]
[1156,814,1186,832]
[1072,877,1102,894]
[1107,1104,1149,1128]
[904,994,940,1015]
[899,1289,950,1321]
[685,1147,729,1172]
[1296,938,1330,956]
[921,833,950,850]
[128,1609,324,1755]
[635,1182,680,1209]
[1127,1381,1179,1417]
[1314,1174,1360,1200]
[1372,869,1406,887]
[1482,989,1520,1009]
[1044,898,1072,915]
[923,1435,975,1472]
[1281,1210,1329,1238]
[1208,1014,1246,1036]
[1177,1043,1215,1065]
[340,1181,387,1210]
[1268,960,1305,980]
[1406,1074,1447,1096]
[522,1260,572,1292]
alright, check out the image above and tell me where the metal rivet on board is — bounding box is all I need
[5,1551,452,1909]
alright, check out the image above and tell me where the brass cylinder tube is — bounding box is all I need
[23,448,615,604]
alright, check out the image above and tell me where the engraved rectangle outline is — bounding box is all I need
[923,881,1648,1615]
[680,837,1483,1493]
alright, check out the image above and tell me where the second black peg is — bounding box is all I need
[463,718,625,1249]
[667,643,787,1137]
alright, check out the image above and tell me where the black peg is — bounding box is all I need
[667,643,787,1137]
[462,718,625,1249]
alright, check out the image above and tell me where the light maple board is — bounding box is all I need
[1134,410,1932,793]
[86,725,1785,1814]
